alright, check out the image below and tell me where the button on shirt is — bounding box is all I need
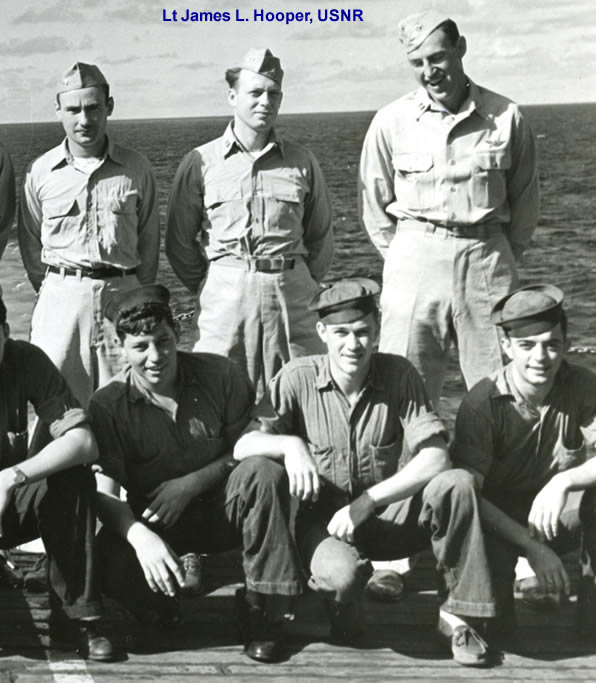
[19,137,160,291]
[359,80,539,259]
[166,123,334,293]
[258,353,447,502]
[452,361,596,495]
[88,352,254,503]
[0,339,88,467]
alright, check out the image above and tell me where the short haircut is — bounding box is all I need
[115,302,176,342]
[437,19,460,46]
[504,310,568,341]
[55,84,111,107]
[225,68,242,89]
[0,298,6,325]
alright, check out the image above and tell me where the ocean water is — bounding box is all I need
[2,104,596,419]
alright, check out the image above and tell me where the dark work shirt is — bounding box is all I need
[452,361,596,494]
[89,351,254,501]
[0,338,88,466]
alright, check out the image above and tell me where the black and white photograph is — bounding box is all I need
[0,0,595,680]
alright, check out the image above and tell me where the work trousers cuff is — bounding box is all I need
[246,578,303,597]
[441,597,497,619]
[61,600,103,621]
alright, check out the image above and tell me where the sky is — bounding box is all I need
[1,0,594,123]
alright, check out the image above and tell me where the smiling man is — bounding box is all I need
[89,285,302,662]
[19,62,160,409]
[359,12,538,408]
[166,48,333,401]
[452,285,596,643]
[234,278,499,666]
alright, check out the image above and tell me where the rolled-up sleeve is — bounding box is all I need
[88,397,129,488]
[398,365,448,455]
[302,153,333,282]
[166,150,208,293]
[358,111,397,258]
[222,361,256,446]
[506,107,539,260]
[0,144,16,260]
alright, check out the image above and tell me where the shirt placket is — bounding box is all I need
[82,172,100,263]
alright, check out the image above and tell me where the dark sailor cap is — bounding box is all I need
[105,285,171,324]
[57,62,108,94]
[398,10,452,53]
[490,284,565,337]
[238,48,284,85]
[309,278,380,324]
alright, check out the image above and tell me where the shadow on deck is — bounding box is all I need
[0,550,594,682]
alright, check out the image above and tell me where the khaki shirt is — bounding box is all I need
[359,80,539,259]
[19,137,160,291]
[452,361,596,495]
[166,123,334,293]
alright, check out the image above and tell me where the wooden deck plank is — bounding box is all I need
[0,551,593,681]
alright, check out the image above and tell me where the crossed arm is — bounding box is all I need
[234,428,449,542]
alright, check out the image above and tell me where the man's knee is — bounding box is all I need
[236,456,289,495]
[425,468,476,501]
[309,536,373,603]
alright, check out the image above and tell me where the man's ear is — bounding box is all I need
[316,320,327,346]
[106,96,114,117]
[501,334,513,361]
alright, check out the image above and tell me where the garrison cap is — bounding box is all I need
[491,284,565,337]
[104,285,171,324]
[57,62,108,95]
[238,48,284,85]
[398,10,452,53]
[309,278,380,324]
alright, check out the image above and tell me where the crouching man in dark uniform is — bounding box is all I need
[234,278,499,667]
[452,285,596,642]
[0,287,114,661]
[89,285,302,662]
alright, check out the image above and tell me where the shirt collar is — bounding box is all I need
[222,121,285,158]
[50,135,121,170]
[124,352,199,405]
[314,354,386,392]
[414,78,488,121]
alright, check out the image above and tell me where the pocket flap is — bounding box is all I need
[394,153,433,173]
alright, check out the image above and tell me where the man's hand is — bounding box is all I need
[283,437,320,501]
[143,476,195,528]
[128,524,185,596]
[526,540,570,596]
[528,474,570,542]
[326,492,375,543]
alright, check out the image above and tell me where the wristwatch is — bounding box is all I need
[11,466,28,488]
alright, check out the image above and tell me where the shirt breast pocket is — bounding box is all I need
[553,439,586,472]
[100,191,139,251]
[392,153,434,210]
[262,177,304,233]
[370,440,400,484]
[471,148,511,209]
[42,198,79,249]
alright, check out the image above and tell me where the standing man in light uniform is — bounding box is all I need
[167,48,333,400]
[19,62,160,408]
[359,11,539,408]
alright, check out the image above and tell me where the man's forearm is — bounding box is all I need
[234,430,297,461]
[179,452,237,497]
[365,439,450,508]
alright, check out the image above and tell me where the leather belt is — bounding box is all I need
[47,265,137,279]
[214,255,296,273]
[397,219,503,239]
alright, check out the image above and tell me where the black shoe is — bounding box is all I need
[235,588,284,663]
[49,616,116,662]
[325,600,364,645]
[0,550,24,588]
[24,554,48,592]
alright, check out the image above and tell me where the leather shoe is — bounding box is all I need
[366,569,406,602]
[235,588,284,663]
[436,615,490,667]
[49,616,116,662]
